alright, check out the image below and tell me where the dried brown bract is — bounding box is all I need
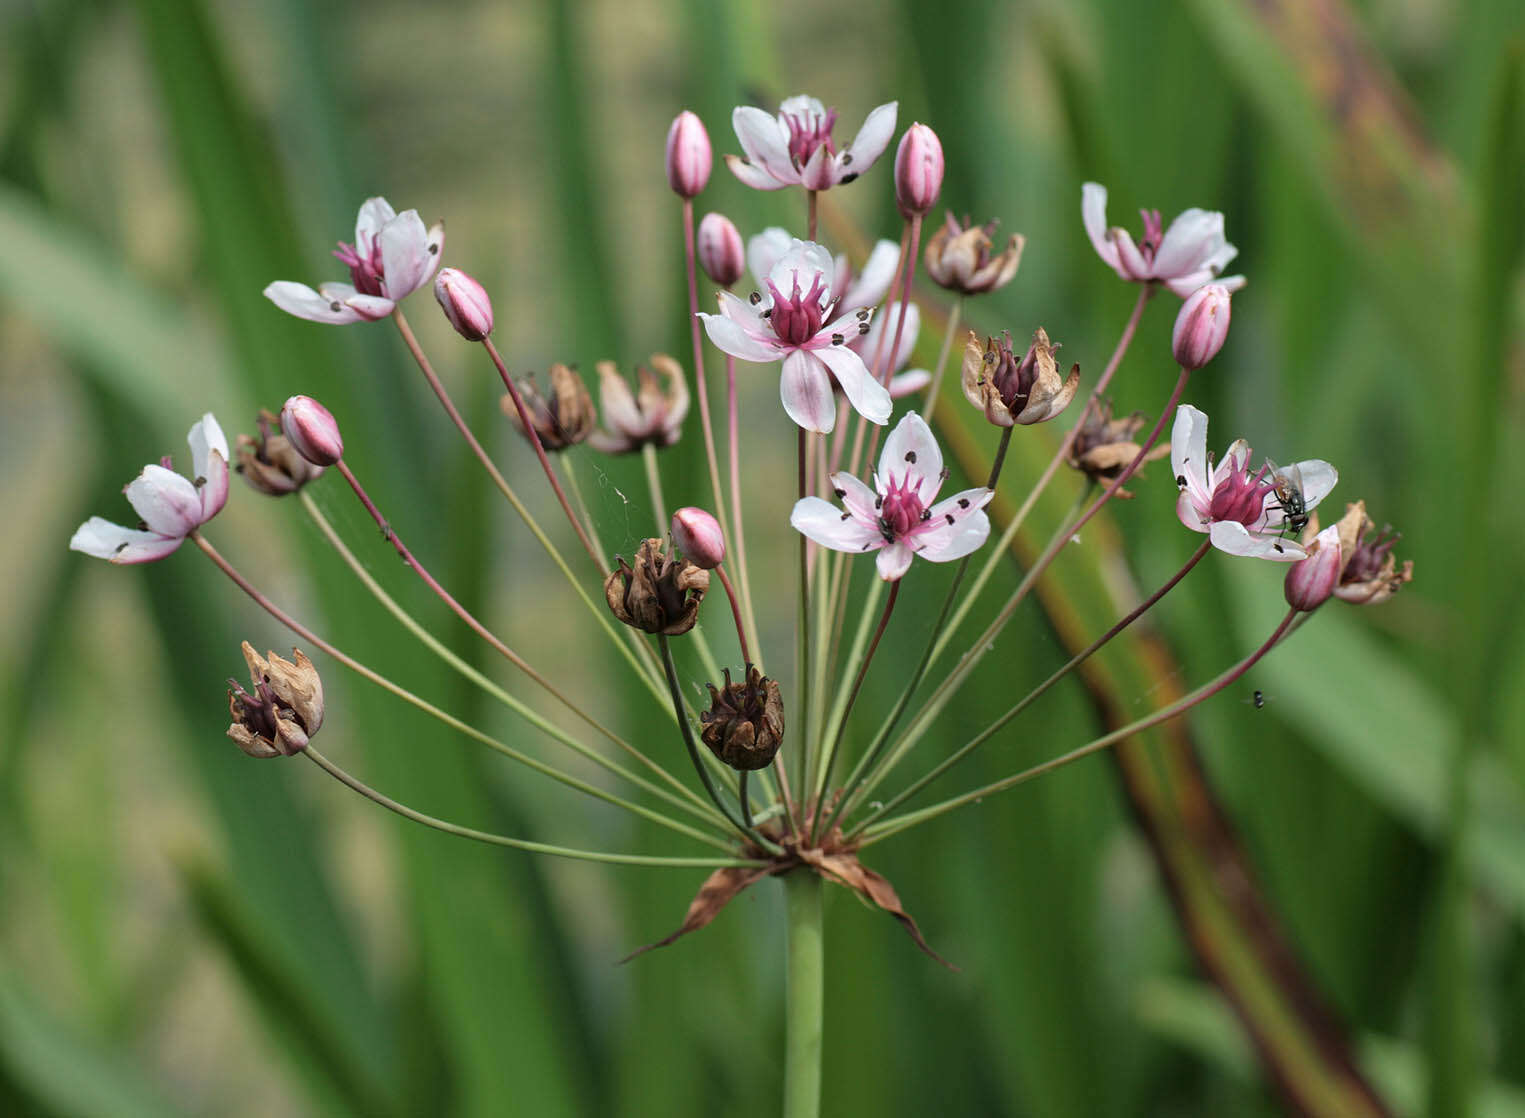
[1329,501,1412,606]
[961,328,1079,428]
[604,538,709,635]
[700,665,784,771]
[924,212,1025,295]
[227,642,324,758]
[504,362,596,451]
[1064,400,1168,497]
[235,409,325,496]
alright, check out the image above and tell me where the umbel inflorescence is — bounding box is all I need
[70,96,1411,971]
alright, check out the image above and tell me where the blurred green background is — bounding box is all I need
[2,0,1523,1114]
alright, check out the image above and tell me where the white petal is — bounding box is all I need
[859,301,919,372]
[355,197,397,246]
[188,413,229,473]
[1154,209,1222,277]
[1177,490,1210,533]
[69,517,182,564]
[379,209,438,299]
[875,540,914,581]
[1210,521,1305,561]
[1111,229,1152,280]
[263,281,368,325]
[1286,459,1338,510]
[747,228,794,289]
[1215,274,1247,294]
[815,344,890,426]
[842,239,901,310]
[829,471,880,523]
[778,94,827,121]
[916,509,991,563]
[843,102,898,172]
[879,411,942,503]
[699,311,778,363]
[188,414,230,521]
[790,496,881,553]
[1170,405,1210,495]
[1081,183,1120,271]
[800,144,835,191]
[768,240,836,297]
[595,364,642,436]
[124,464,202,537]
[780,351,837,432]
[889,368,931,398]
[732,106,795,179]
[725,153,789,191]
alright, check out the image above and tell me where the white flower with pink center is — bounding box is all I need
[70,414,230,564]
[699,239,892,433]
[791,412,992,581]
[726,96,898,192]
[264,197,444,324]
[1082,183,1246,297]
[1172,405,1338,561]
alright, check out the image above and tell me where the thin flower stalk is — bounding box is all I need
[836,224,911,479]
[642,443,669,532]
[190,532,734,849]
[559,454,609,565]
[306,748,761,870]
[858,213,924,473]
[724,351,763,660]
[859,608,1301,846]
[683,198,733,552]
[919,296,961,423]
[298,492,721,824]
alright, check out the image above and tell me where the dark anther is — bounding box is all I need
[857,323,869,335]
[1272,542,1284,553]
[833,487,846,498]
[329,301,342,312]
[841,512,852,521]
[1175,474,1187,487]
[761,309,772,318]
[749,291,761,305]
[840,172,859,184]
[831,333,844,345]
[428,244,439,255]
[905,451,917,464]
[920,510,931,521]
[856,309,869,320]
[958,498,969,508]
[875,496,883,509]
[945,513,956,525]
[842,153,854,166]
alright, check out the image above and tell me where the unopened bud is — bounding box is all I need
[697,212,745,286]
[666,110,712,199]
[671,507,726,569]
[236,408,324,496]
[434,267,494,341]
[280,395,344,466]
[894,123,944,218]
[604,538,709,635]
[1172,284,1232,370]
[227,642,324,758]
[701,665,785,771]
[1284,525,1341,611]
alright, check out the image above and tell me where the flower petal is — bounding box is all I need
[889,368,931,398]
[125,464,203,537]
[1154,209,1221,277]
[1210,520,1305,561]
[780,351,838,432]
[815,344,891,427]
[1285,459,1338,510]
[829,471,880,523]
[1177,489,1210,533]
[355,197,397,246]
[841,239,900,309]
[790,496,881,553]
[880,412,942,503]
[1110,229,1151,280]
[747,228,794,289]
[1170,404,1210,499]
[1082,183,1120,272]
[875,540,914,581]
[594,362,643,436]
[724,153,790,191]
[379,209,439,299]
[732,106,795,180]
[69,517,182,564]
[856,301,919,373]
[188,414,230,521]
[767,240,837,297]
[843,102,898,172]
[800,143,835,191]
[915,506,991,563]
[263,281,369,325]
[699,310,778,363]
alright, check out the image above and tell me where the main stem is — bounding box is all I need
[783,871,824,1118]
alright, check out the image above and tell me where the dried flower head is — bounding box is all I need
[588,356,690,453]
[604,538,710,635]
[504,363,596,451]
[700,665,785,771]
[227,642,324,758]
[1329,501,1413,605]
[1064,401,1168,497]
[236,409,325,496]
[961,329,1080,427]
[924,213,1025,295]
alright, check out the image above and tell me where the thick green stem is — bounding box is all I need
[783,871,824,1118]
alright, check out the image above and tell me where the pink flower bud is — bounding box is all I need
[671,506,725,569]
[696,212,745,287]
[280,395,344,467]
[894,123,944,218]
[1172,284,1232,370]
[666,110,712,199]
[1284,525,1341,611]
[434,267,494,341]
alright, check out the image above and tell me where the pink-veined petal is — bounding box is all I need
[747,228,793,289]
[800,144,835,191]
[915,508,991,563]
[1210,520,1305,561]
[379,209,438,299]
[829,471,880,523]
[1170,404,1211,500]
[699,312,778,363]
[125,464,202,537]
[187,412,230,522]
[875,540,914,581]
[842,239,900,309]
[732,106,795,180]
[889,368,931,398]
[69,517,183,564]
[354,197,397,247]
[880,412,942,503]
[1111,229,1152,280]
[790,496,881,553]
[1153,209,1221,277]
[317,282,394,322]
[1081,183,1120,271]
[263,281,369,325]
[843,102,898,172]
[780,351,837,432]
[1177,489,1210,533]
[724,153,789,191]
[815,344,891,426]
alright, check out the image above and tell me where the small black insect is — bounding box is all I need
[1265,459,1309,536]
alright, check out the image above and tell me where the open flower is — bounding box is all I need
[1082,183,1244,297]
[726,96,897,191]
[70,414,230,564]
[700,239,891,432]
[791,412,992,581]
[747,228,901,313]
[264,197,444,324]
[1171,405,1337,561]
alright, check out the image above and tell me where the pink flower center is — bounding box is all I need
[783,106,837,167]
[1137,208,1164,265]
[766,270,830,346]
[1208,458,1275,527]
[877,473,926,541]
[334,236,387,297]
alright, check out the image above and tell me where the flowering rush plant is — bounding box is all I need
[71,94,1410,1117]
